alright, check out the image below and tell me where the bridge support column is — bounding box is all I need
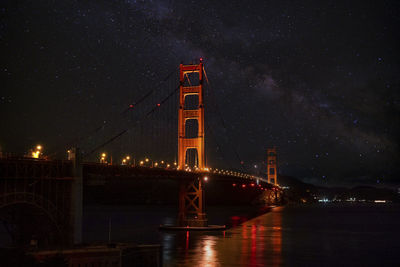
[178,179,208,227]
[69,147,83,245]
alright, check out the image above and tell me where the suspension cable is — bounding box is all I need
[85,84,180,158]
[203,66,247,172]
[55,68,177,157]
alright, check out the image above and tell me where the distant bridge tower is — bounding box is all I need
[177,61,207,227]
[267,148,278,185]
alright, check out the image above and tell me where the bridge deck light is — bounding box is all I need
[145,158,149,162]
[203,176,208,181]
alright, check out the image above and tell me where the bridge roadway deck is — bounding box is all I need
[0,158,280,190]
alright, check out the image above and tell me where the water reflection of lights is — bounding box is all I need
[162,233,174,250]
[186,231,190,250]
[161,208,282,266]
[161,233,175,264]
[200,236,218,266]
[237,208,282,266]
[271,210,282,258]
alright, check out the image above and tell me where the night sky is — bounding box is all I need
[1,1,399,186]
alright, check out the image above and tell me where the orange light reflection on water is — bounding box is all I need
[240,207,283,266]
[167,207,283,266]
[200,236,218,267]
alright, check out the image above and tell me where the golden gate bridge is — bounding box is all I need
[0,60,282,248]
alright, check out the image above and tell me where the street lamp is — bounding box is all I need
[32,144,43,159]
[100,153,107,163]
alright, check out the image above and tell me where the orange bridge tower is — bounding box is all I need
[267,148,278,185]
[177,61,207,227]
[178,62,205,169]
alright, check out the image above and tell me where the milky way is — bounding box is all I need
[1,0,399,186]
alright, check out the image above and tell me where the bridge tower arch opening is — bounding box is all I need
[267,148,278,185]
[184,119,199,140]
[185,148,199,169]
[177,61,208,227]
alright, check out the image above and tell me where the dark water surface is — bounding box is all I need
[84,203,400,266]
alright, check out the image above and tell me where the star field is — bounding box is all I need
[0,0,399,186]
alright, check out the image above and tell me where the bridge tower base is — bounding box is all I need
[178,179,208,227]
